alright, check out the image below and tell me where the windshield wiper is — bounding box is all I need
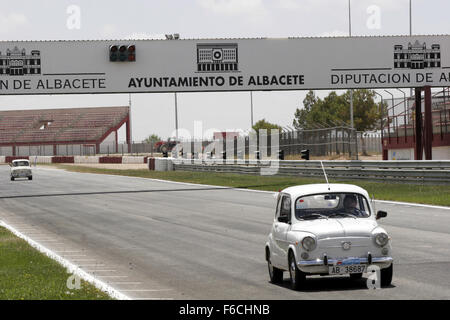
[300,213,329,220]
[329,212,357,219]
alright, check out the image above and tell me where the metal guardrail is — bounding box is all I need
[172,159,450,184]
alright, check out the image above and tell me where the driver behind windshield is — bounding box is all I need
[343,194,364,217]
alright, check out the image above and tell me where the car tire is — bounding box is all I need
[288,252,306,290]
[380,263,393,287]
[28,176,32,181]
[350,273,363,280]
[11,177,14,181]
[267,253,283,284]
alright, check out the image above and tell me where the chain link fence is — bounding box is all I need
[0,128,381,159]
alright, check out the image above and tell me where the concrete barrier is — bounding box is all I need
[74,156,100,164]
[34,156,52,164]
[155,158,168,171]
[0,156,5,164]
[122,156,146,164]
[99,156,122,164]
[148,157,155,170]
[167,158,174,171]
[52,156,75,163]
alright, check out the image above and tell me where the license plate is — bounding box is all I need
[329,264,366,275]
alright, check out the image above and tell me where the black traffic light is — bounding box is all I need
[119,45,127,61]
[127,45,136,61]
[109,45,118,61]
[301,149,310,160]
[109,44,136,62]
[222,151,227,160]
[278,150,284,160]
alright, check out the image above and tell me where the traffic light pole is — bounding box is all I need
[175,92,179,140]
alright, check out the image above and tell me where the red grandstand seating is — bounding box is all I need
[0,107,129,147]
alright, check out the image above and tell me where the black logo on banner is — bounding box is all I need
[394,40,441,70]
[0,47,41,76]
[197,43,239,73]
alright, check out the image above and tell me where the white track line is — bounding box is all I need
[0,220,130,300]
[120,289,172,292]
[374,199,450,210]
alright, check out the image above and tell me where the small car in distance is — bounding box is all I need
[265,183,393,290]
[10,159,33,181]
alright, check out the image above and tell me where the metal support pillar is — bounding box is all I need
[126,116,131,153]
[424,86,433,160]
[414,88,423,160]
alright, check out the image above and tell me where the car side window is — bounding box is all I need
[359,196,371,217]
[280,196,291,218]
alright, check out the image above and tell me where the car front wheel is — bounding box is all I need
[10,177,14,181]
[288,252,306,290]
[381,263,393,287]
[28,176,33,181]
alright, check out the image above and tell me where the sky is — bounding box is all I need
[0,0,449,141]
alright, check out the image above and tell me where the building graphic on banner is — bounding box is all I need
[0,47,41,76]
[394,40,441,69]
[197,43,238,73]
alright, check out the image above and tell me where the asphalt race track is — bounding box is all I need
[0,165,449,299]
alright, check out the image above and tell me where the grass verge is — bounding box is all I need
[0,226,112,300]
[53,165,450,207]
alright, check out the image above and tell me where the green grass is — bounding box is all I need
[54,165,450,206]
[0,226,112,300]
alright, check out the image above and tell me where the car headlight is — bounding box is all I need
[302,236,316,251]
[374,233,389,247]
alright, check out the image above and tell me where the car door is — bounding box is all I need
[272,194,292,268]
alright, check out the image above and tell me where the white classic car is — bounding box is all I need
[265,183,393,290]
[10,159,33,181]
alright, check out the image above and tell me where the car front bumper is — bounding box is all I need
[12,171,32,178]
[297,256,393,274]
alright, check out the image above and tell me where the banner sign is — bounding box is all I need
[1,35,450,95]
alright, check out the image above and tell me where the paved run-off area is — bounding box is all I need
[0,165,449,299]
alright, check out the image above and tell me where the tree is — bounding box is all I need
[293,89,385,155]
[293,90,317,129]
[252,119,282,135]
[143,134,161,144]
[293,89,383,132]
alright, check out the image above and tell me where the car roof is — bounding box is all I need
[281,184,369,199]
[12,159,29,162]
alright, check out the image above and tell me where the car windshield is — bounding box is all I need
[13,161,29,167]
[295,192,371,219]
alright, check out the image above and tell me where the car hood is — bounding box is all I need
[291,218,378,239]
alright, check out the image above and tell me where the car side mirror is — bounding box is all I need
[376,210,387,220]
[278,215,289,224]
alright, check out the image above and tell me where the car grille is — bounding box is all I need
[318,237,371,258]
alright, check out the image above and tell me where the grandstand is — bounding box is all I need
[0,106,131,156]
